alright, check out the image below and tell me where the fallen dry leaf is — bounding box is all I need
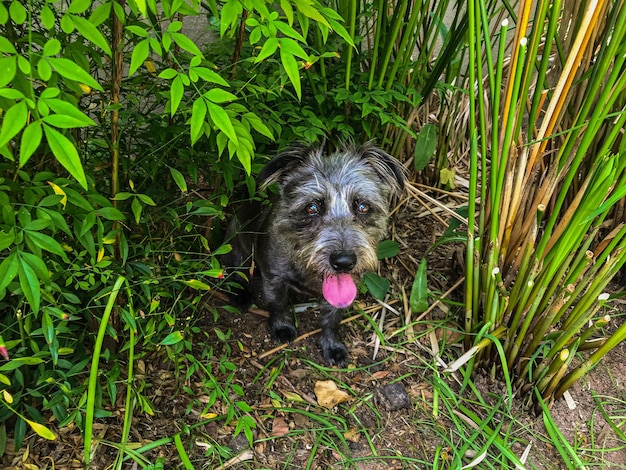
[314,380,352,408]
[369,370,390,381]
[344,427,360,443]
[271,417,289,437]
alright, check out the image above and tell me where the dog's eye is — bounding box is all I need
[355,201,371,214]
[305,201,322,215]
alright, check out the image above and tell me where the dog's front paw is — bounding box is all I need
[320,338,349,367]
[269,319,298,343]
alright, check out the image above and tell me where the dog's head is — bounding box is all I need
[257,142,406,308]
[259,142,406,198]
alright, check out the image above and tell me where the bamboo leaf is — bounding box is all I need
[204,88,237,104]
[170,75,184,115]
[206,101,237,143]
[409,258,428,313]
[192,67,230,86]
[243,112,274,140]
[160,331,184,346]
[43,124,87,189]
[25,419,56,441]
[377,240,399,259]
[254,37,279,63]
[190,97,207,145]
[129,38,150,76]
[20,120,43,167]
[0,100,27,148]
[169,167,188,193]
[414,124,438,171]
[71,15,112,55]
[363,272,390,300]
[280,47,301,100]
[18,258,41,314]
[48,57,104,92]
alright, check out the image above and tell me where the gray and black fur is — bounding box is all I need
[224,142,405,365]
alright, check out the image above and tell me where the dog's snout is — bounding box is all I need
[330,251,357,272]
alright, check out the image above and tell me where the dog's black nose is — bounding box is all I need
[330,251,357,272]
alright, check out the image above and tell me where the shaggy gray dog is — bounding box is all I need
[224,142,405,365]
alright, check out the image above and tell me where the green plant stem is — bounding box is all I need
[376,0,408,89]
[344,0,357,91]
[84,276,126,467]
[554,317,626,400]
[464,0,479,349]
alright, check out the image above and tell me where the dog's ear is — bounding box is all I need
[357,142,407,196]
[258,144,316,188]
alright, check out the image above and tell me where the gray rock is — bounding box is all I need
[374,382,411,411]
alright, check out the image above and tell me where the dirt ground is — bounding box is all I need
[1,189,625,469]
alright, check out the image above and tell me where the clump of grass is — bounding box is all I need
[461,0,626,404]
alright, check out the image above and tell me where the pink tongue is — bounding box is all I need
[322,274,357,308]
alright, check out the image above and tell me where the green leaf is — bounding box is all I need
[0,356,45,371]
[207,101,237,143]
[205,88,237,104]
[67,0,91,14]
[280,0,294,25]
[20,251,50,283]
[171,32,204,58]
[280,47,301,100]
[254,37,279,63]
[18,258,41,314]
[9,1,27,24]
[89,1,112,26]
[409,258,428,314]
[96,207,126,221]
[170,75,184,115]
[327,17,355,48]
[136,194,155,205]
[130,0,148,17]
[220,0,243,37]
[294,1,329,28]
[43,38,61,57]
[25,419,56,441]
[0,229,15,251]
[131,197,142,224]
[129,38,150,76]
[24,230,68,259]
[363,272,390,300]
[20,120,42,167]
[414,124,438,171]
[169,167,188,193]
[279,37,309,60]
[42,113,91,129]
[40,5,56,29]
[181,279,212,290]
[0,56,16,88]
[48,57,104,92]
[191,67,229,86]
[0,100,28,148]
[0,252,19,291]
[158,68,178,80]
[43,124,87,189]
[377,240,399,259]
[190,97,207,145]
[159,331,184,346]
[71,15,112,55]
[42,310,54,344]
[243,112,274,140]
[274,21,305,42]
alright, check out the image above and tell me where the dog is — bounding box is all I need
[224,142,406,366]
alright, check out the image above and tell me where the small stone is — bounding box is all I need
[374,382,411,411]
[229,433,250,453]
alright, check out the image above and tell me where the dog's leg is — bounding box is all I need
[319,305,348,366]
[263,279,298,343]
